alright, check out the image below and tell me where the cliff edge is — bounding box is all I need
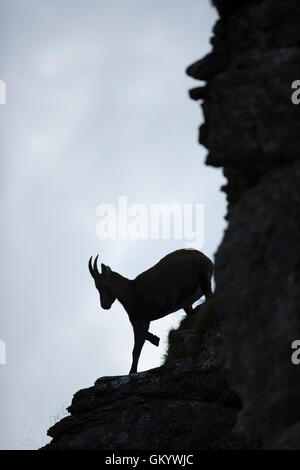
[43,302,241,450]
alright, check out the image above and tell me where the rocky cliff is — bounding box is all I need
[188,0,300,450]
[43,302,241,450]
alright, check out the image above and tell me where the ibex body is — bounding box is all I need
[89,249,214,374]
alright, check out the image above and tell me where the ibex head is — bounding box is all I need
[88,255,117,310]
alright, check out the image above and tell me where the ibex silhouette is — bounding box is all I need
[89,248,214,374]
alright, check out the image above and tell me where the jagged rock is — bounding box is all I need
[188,0,300,450]
[211,0,257,18]
[43,304,241,450]
[188,0,300,205]
[216,162,300,449]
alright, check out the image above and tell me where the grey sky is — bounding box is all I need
[0,0,222,449]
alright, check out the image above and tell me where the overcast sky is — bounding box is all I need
[0,0,223,449]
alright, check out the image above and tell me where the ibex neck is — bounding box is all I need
[111,272,133,310]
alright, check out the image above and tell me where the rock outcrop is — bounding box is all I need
[188,0,300,449]
[43,302,241,450]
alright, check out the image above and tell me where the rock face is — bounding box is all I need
[43,303,241,450]
[188,0,300,449]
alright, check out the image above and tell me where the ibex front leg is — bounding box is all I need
[130,322,149,374]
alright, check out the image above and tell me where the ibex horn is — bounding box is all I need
[88,256,96,278]
[93,254,100,277]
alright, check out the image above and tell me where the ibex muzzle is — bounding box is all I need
[89,249,214,374]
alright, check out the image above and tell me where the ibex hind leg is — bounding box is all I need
[184,305,194,315]
[201,276,213,300]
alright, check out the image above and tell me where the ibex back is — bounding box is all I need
[89,248,214,374]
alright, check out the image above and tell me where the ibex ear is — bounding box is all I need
[101,263,111,278]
